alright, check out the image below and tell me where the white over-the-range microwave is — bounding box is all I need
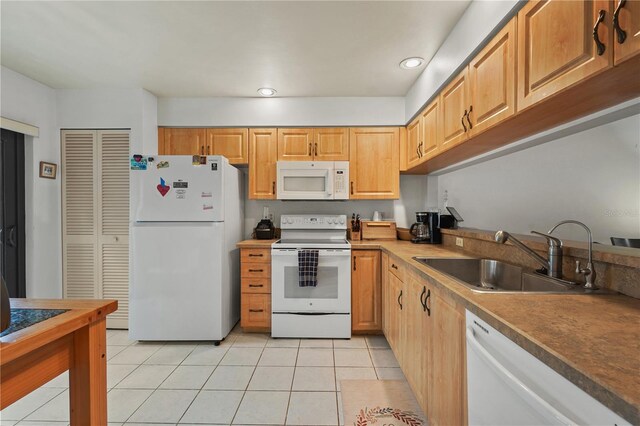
[276,161,349,200]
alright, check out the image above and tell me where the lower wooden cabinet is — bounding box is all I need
[382,255,467,425]
[351,250,382,333]
[240,248,271,331]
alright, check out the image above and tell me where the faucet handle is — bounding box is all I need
[531,231,562,247]
[575,260,582,274]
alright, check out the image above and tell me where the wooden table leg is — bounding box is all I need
[69,318,107,425]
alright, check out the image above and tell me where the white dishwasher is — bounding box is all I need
[465,310,629,425]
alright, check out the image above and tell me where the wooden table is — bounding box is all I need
[0,299,117,425]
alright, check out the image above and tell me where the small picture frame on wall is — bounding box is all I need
[39,161,57,179]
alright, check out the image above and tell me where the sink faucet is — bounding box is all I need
[494,230,563,278]
[548,220,596,289]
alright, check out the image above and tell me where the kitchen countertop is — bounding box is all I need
[236,239,278,248]
[237,238,640,421]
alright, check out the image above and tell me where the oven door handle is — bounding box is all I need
[271,249,351,257]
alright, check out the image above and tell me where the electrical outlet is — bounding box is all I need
[456,237,464,247]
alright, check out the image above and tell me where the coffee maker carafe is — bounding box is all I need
[409,211,442,244]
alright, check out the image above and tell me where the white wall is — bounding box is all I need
[158,97,405,127]
[404,0,520,121]
[243,175,428,238]
[1,66,60,298]
[433,114,640,244]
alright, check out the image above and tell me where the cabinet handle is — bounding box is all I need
[249,309,264,313]
[593,9,606,56]
[314,142,318,156]
[420,286,427,311]
[417,146,421,158]
[425,289,431,316]
[272,181,276,194]
[391,263,398,270]
[248,284,264,288]
[308,142,312,156]
[350,181,354,195]
[206,146,210,155]
[461,110,468,132]
[248,269,264,272]
[353,256,357,271]
[466,105,473,130]
[200,146,204,155]
[419,141,423,156]
[613,0,627,44]
[397,290,403,310]
[248,253,264,257]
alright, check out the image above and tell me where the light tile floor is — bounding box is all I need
[0,325,405,426]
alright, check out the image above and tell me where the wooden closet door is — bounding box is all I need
[517,0,612,111]
[277,128,314,161]
[469,17,517,136]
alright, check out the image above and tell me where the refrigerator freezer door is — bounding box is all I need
[130,222,227,340]
[133,155,224,222]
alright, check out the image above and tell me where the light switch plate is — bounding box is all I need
[456,237,464,247]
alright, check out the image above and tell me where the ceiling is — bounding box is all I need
[1,1,470,98]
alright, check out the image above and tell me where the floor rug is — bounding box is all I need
[341,380,427,426]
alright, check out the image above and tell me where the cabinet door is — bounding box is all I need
[469,17,517,136]
[248,129,278,199]
[404,276,427,406]
[162,128,206,155]
[351,250,382,332]
[381,253,389,335]
[406,116,421,169]
[428,291,466,426]
[440,69,470,152]
[387,273,405,366]
[517,0,612,111]
[349,127,400,199]
[241,293,271,329]
[206,128,248,164]
[420,99,441,161]
[614,0,640,65]
[314,128,349,161]
[277,128,314,161]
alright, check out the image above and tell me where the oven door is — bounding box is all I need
[276,162,334,200]
[272,248,351,313]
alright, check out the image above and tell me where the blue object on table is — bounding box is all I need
[0,308,69,337]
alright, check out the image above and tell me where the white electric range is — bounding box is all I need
[271,214,351,338]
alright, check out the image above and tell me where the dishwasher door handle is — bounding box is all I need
[466,327,574,425]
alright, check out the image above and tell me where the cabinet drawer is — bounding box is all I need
[241,293,271,329]
[241,263,270,278]
[388,256,405,282]
[241,248,271,263]
[242,277,271,294]
[361,221,397,240]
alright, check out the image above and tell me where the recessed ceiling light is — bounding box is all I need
[399,57,424,69]
[257,87,277,97]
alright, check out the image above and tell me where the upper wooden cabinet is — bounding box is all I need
[277,128,314,161]
[159,128,206,155]
[351,250,382,333]
[613,0,640,65]
[440,68,470,152]
[314,128,349,161]
[406,116,421,170]
[468,17,517,135]
[206,128,248,164]
[419,99,441,161]
[517,0,612,111]
[349,127,400,199]
[248,129,278,199]
[278,128,349,161]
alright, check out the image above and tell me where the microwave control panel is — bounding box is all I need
[334,161,349,199]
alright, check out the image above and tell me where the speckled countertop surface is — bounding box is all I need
[238,238,640,422]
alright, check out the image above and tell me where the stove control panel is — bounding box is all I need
[280,214,347,229]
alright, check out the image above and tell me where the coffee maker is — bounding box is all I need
[409,211,442,244]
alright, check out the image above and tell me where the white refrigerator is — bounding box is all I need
[129,155,243,342]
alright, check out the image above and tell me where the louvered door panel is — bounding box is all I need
[98,130,130,328]
[100,131,130,236]
[62,130,98,301]
[102,244,129,327]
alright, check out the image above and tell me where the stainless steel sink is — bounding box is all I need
[412,257,608,294]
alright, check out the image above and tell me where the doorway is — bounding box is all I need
[0,128,26,298]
